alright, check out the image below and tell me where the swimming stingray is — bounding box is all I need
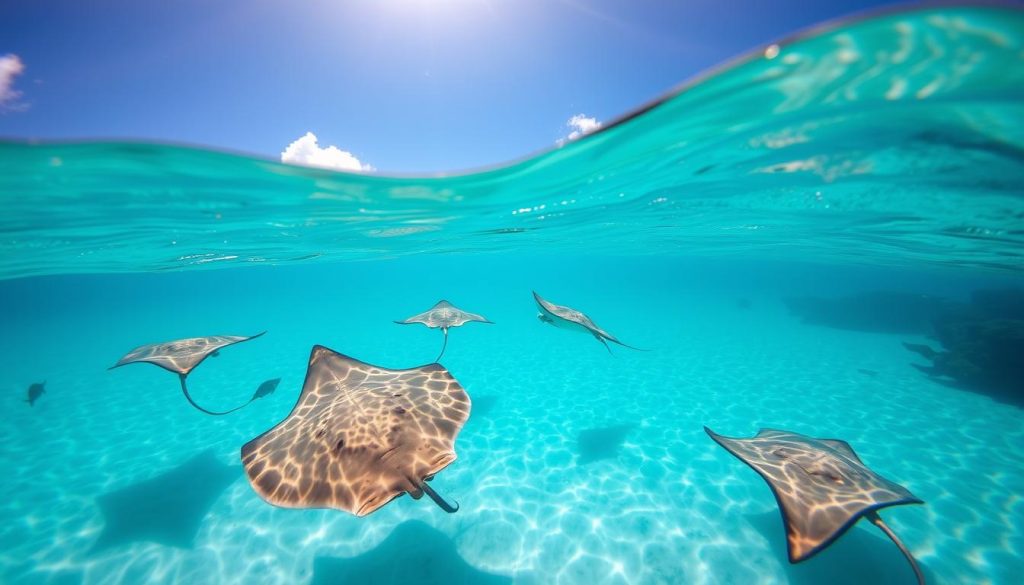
[533,291,644,353]
[241,345,471,516]
[26,382,45,406]
[705,427,925,584]
[110,332,267,416]
[395,300,493,361]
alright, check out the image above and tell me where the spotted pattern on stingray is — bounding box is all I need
[705,427,923,562]
[240,345,471,517]
[396,300,491,329]
[110,333,266,375]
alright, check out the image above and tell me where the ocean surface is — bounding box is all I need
[2,4,1023,585]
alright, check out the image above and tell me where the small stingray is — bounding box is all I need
[705,427,925,584]
[252,378,281,401]
[110,332,266,416]
[25,381,45,406]
[533,291,645,353]
[241,345,471,517]
[395,300,493,361]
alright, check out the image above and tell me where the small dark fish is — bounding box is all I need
[858,368,879,377]
[210,350,220,358]
[26,382,45,406]
[251,378,281,401]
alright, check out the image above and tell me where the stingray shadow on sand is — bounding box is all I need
[91,450,240,553]
[747,512,932,585]
[576,424,635,464]
[311,520,511,585]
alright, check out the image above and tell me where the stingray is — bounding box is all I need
[705,427,925,584]
[533,291,644,353]
[395,300,493,361]
[241,345,471,517]
[110,332,267,416]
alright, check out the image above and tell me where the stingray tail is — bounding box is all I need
[178,374,253,416]
[610,338,650,352]
[867,511,925,585]
[419,481,459,513]
[599,334,649,353]
[434,329,449,363]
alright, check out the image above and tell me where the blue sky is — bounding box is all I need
[0,0,895,173]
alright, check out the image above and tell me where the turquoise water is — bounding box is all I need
[2,4,1024,585]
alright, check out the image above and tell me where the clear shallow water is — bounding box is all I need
[2,4,1024,585]
[2,258,1023,585]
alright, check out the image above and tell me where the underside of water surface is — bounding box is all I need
[2,4,1023,279]
[1,4,1024,585]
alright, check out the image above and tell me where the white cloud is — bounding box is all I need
[280,132,373,172]
[557,114,602,145]
[0,54,26,111]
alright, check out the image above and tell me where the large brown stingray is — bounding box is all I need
[241,345,471,517]
[533,291,644,353]
[395,300,493,361]
[110,332,266,416]
[705,427,925,584]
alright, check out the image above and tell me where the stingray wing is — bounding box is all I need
[396,309,438,327]
[533,291,591,326]
[447,308,492,327]
[705,427,922,562]
[241,345,471,517]
[396,301,456,328]
[533,291,564,318]
[573,313,624,343]
[110,333,265,376]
